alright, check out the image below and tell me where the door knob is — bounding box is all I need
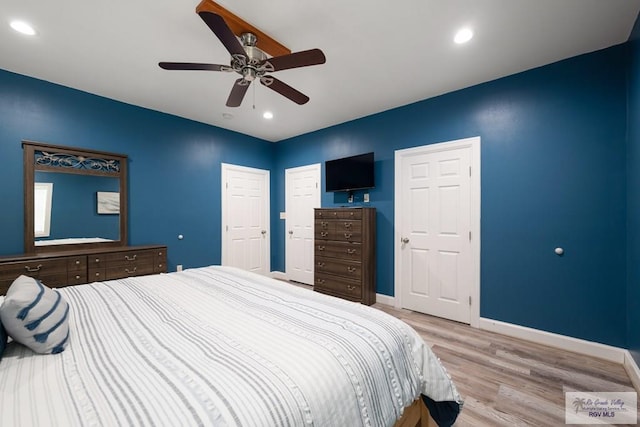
[401,237,410,244]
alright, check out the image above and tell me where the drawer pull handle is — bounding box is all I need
[347,248,356,254]
[344,233,352,239]
[75,275,80,280]
[347,266,356,273]
[125,255,137,261]
[317,262,325,268]
[125,267,137,274]
[321,231,329,237]
[75,260,81,265]
[333,212,337,216]
[95,258,101,263]
[316,279,325,285]
[321,221,328,227]
[347,285,356,290]
[24,264,42,273]
[95,272,101,277]
[318,212,323,217]
[344,222,352,229]
[158,264,163,268]
[158,252,163,256]
[318,245,325,251]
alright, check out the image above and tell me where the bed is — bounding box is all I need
[0,265,461,426]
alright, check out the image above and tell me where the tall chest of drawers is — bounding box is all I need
[314,207,376,305]
[0,245,167,295]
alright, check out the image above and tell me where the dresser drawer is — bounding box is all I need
[336,209,362,220]
[315,209,340,219]
[67,256,87,272]
[105,263,155,280]
[104,250,155,267]
[88,267,106,282]
[67,271,88,286]
[315,273,362,299]
[0,258,68,282]
[315,257,362,280]
[315,241,361,261]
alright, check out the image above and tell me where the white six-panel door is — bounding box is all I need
[221,163,270,275]
[394,137,480,325]
[285,164,320,284]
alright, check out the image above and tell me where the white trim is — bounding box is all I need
[270,271,288,281]
[394,136,481,327]
[479,317,626,364]
[375,293,395,306]
[624,351,640,392]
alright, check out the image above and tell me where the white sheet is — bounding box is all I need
[0,266,460,426]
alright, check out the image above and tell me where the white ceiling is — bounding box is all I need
[2,0,639,142]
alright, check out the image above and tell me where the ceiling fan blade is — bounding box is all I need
[158,62,231,71]
[227,78,250,107]
[198,11,246,58]
[262,49,326,72]
[260,76,309,105]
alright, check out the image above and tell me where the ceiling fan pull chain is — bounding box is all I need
[252,82,256,110]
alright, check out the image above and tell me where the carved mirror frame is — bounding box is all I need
[23,141,128,254]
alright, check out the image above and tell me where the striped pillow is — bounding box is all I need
[0,275,70,354]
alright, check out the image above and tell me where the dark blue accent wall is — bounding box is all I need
[35,172,120,241]
[0,68,273,269]
[627,13,640,366]
[275,45,628,347]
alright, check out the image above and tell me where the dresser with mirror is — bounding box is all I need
[0,141,167,294]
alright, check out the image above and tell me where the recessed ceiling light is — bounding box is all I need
[263,111,273,120]
[10,20,36,36]
[454,28,473,44]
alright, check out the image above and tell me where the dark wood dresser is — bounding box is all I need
[314,207,376,305]
[0,245,167,295]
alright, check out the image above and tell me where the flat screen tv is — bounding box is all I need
[325,152,375,192]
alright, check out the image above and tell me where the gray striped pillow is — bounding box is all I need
[0,275,70,354]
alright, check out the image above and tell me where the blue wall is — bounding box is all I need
[274,45,629,347]
[0,69,273,269]
[628,14,640,366]
[0,41,634,349]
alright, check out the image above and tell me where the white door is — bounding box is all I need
[394,137,480,325]
[221,163,270,275]
[285,164,320,284]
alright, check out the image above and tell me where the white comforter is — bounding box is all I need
[0,266,460,427]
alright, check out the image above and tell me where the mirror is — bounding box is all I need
[23,141,128,254]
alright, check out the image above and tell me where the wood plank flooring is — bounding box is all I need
[373,303,638,427]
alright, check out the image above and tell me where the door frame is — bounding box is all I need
[285,163,321,283]
[221,163,270,273]
[394,136,481,327]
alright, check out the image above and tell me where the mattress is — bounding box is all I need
[0,266,461,426]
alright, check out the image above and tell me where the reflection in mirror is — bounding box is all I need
[34,172,120,246]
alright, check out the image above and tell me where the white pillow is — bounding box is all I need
[0,275,70,354]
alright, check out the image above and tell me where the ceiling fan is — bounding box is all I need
[159,11,326,107]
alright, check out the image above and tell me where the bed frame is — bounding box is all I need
[394,398,433,427]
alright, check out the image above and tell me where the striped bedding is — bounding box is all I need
[0,266,461,426]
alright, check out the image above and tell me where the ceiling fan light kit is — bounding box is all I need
[159,0,326,108]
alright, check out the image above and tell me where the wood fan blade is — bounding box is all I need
[158,62,230,71]
[260,76,309,105]
[198,11,246,58]
[262,49,326,72]
[227,78,250,107]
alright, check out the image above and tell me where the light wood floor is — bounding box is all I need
[373,303,638,427]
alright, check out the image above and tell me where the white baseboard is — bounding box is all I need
[376,293,395,306]
[479,318,626,364]
[624,351,640,392]
[270,271,288,281]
